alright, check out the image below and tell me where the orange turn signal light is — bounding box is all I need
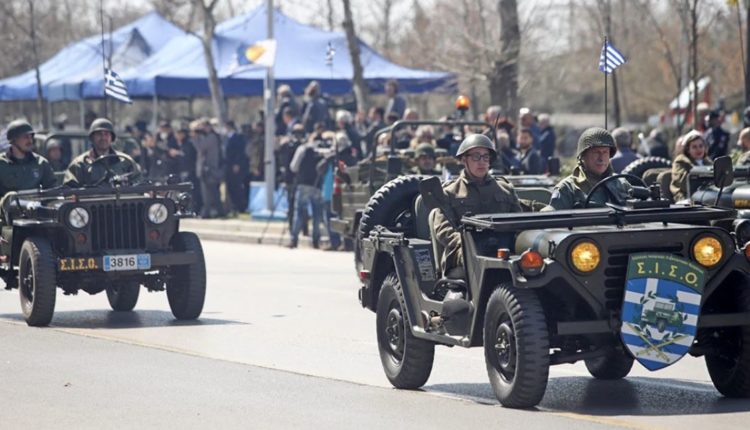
[497,248,510,260]
[455,95,470,110]
[519,249,544,275]
[744,242,750,259]
[358,270,371,282]
[76,233,87,244]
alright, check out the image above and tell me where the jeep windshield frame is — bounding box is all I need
[13,182,193,200]
[461,205,735,232]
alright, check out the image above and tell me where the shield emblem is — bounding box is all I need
[620,253,705,371]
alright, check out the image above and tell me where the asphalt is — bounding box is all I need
[180,217,337,249]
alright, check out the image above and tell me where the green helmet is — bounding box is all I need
[6,119,34,141]
[576,127,616,159]
[415,143,436,158]
[88,118,116,140]
[455,133,496,159]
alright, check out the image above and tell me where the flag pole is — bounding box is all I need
[99,0,108,118]
[604,35,608,130]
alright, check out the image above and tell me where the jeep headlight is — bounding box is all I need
[68,207,89,229]
[692,236,723,268]
[147,203,169,224]
[570,241,601,273]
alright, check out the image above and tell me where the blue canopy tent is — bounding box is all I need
[0,12,183,102]
[79,5,455,99]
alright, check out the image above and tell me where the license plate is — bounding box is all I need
[103,254,151,272]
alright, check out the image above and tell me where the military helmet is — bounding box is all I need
[576,127,616,159]
[415,143,436,158]
[88,118,116,140]
[6,119,34,141]
[455,133,496,159]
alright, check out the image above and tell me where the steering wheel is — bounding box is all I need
[90,154,138,187]
[583,173,648,208]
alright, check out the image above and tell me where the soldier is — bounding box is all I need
[431,134,522,278]
[64,118,139,187]
[0,120,57,197]
[670,130,711,202]
[545,127,631,210]
[411,143,441,175]
[0,120,57,224]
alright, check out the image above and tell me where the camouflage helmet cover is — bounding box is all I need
[6,119,34,141]
[414,142,436,158]
[455,133,496,159]
[88,118,116,140]
[576,127,616,159]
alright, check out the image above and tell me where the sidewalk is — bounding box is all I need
[180,216,333,249]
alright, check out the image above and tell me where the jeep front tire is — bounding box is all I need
[18,237,57,327]
[167,232,206,320]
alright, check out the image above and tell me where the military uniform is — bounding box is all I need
[738,151,750,166]
[0,150,56,197]
[670,153,711,202]
[64,148,138,187]
[546,127,631,210]
[431,134,522,274]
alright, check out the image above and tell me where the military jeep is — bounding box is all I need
[0,166,205,327]
[358,163,750,408]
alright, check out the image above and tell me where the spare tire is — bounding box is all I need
[356,176,424,270]
[622,156,672,179]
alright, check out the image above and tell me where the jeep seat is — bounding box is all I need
[413,195,431,241]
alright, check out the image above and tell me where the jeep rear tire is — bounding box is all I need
[18,237,57,327]
[376,273,434,389]
[584,350,634,380]
[167,232,206,320]
[484,283,549,408]
[705,286,750,397]
[106,283,140,311]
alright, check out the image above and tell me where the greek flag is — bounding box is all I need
[598,41,626,74]
[325,42,336,66]
[104,68,132,104]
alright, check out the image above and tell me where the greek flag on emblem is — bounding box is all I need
[104,68,132,104]
[598,41,627,74]
[620,253,705,371]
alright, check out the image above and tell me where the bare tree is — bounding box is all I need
[327,0,336,31]
[488,0,520,117]
[342,0,369,111]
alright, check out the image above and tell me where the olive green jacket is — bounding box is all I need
[0,150,56,197]
[546,165,631,210]
[64,148,139,187]
[432,170,522,273]
[670,153,711,202]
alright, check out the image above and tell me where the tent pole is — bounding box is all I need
[47,101,53,130]
[79,100,85,128]
[264,0,276,212]
[152,94,158,132]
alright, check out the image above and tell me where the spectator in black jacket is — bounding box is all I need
[288,136,324,248]
[517,128,543,174]
[224,121,250,214]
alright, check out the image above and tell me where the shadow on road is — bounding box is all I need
[0,310,247,329]
[427,376,750,415]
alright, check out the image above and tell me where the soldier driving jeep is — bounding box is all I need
[430,134,522,278]
[63,118,140,187]
[545,127,632,210]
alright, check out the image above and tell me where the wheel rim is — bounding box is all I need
[494,317,517,382]
[385,302,405,362]
[19,253,34,306]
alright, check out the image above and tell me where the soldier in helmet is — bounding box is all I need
[411,143,441,175]
[64,118,140,187]
[0,120,57,198]
[431,134,522,277]
[545,127,631,210]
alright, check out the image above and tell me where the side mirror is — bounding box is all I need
[713,156,734,188]
[547,157,560,175]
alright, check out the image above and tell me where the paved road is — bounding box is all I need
[1,240,749,429]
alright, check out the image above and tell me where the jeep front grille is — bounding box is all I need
[90,202,146,251]
[603,244,684,312]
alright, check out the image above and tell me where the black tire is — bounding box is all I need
[167,232,206,320]
[584,350,634,380]
[18,237,57,327]
[705,287,750,397]
[484,284,549,408]
[376,273,435,389]
[621,156,672,179]
[357,176,423,268]
[106,282,140,311]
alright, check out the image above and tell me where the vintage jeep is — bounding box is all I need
[333,119,558,271]
[358,164,750,408]
[0,161,205,327]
